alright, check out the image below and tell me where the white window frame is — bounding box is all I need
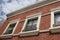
[50,7,60,29]
[0,18,20,38]
[50,7,60,33]
[19,13,41,37]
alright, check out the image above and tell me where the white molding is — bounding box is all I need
[12,29,50,36]
[0,34,13,38]
[7,0,59,18]
[21,13,41,32]
[19,13,41,36]
[27,12,42,18]
[12,19,20,34]
[51,7,60,12]
[50,12,54,28]
[0,18,20,38]
[50,7,60,29]
[39,29,49,32]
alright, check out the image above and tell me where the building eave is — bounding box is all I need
[7,0,59,18]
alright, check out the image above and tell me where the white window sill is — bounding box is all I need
[0,34,13,38]
[19,30,39,37]
[50,26,60,33]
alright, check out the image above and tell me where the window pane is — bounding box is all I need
[33,19,37,25]
[54,12,60,25]
[22,17,38,32]
[27,21,33,26]
[4,23,16,34]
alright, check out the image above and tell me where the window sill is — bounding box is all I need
[19,30,39,37]
[0,34,13,38]
[50,26,60,33]
[53,24,60,27]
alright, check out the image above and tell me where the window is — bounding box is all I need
[50,7,60,33]
[54,12,60,26]
[22,17,38,32]
[3,23,16,35]
[20,13,41,37]
[0,19,20,38]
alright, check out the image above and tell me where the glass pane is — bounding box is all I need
[4,23,16,34]
[22,17,38,32]
[31,18,38,30]
[23,26,32,31]
[55,15,60,24]
[27,21,33,26]
[54,12,60,25]
[32,25,37,30]
[33,19,37,25]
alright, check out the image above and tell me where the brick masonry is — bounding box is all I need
[0,1,60,40]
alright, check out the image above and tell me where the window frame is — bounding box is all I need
[19,13,41,36]
[22,17,38,32]
[0,18,20,38]
[50,7,60,33]
[51,7,60,29]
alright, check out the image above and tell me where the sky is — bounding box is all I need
[2,0,42,14]
[0,0,42,26]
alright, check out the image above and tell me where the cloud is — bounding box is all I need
[0,15,7,26]
[0,0,42,26]
[0,4,7,26]
[2,0,42,14]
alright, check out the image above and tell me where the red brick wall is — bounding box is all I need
[0,1,60,40]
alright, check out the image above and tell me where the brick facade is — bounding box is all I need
[0,1,60,40]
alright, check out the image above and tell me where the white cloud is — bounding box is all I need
[0,14,7,26]
[0,0,42,26]
[2,0,42,14]
[0,17,6,27]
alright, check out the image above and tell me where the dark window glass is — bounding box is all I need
[22,17,38,32]
[4,23,16,34]
[54,12,60,25]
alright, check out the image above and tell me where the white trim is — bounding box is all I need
[19,13,41,36]
[49,7,60,33]
[39,29,49,32]
[0,18,20,38]
[13,29,50,36]
[50,7,60,29]
[21,13,41,32]
[50,12,54,28]
[51,7,60,12]
[7,0,59,18]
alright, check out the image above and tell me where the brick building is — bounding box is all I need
[0,0,60,40]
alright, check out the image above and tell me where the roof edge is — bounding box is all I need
[7,0,59,18]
